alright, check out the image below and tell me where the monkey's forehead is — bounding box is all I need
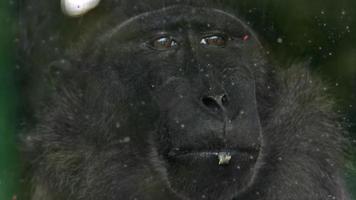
[100,0,219,15]
[101,5,256,39]
[61,0,223,17]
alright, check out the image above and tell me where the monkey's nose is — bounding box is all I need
[201,94,229,113]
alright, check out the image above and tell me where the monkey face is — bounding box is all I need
[89,6,266,199]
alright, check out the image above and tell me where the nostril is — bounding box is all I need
[201,94,229,112]
[202,96,221,112]
[221,94,229,106]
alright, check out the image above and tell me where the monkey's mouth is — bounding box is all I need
[166,147,260,166]
[154,124,262,199]
[160,145,261,199]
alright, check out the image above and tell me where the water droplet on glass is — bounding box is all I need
[120,137,131,143]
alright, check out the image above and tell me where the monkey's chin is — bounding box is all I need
[163,148,260,200]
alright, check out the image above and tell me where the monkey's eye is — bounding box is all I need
[149,36,178,50]
[200,35,227,47]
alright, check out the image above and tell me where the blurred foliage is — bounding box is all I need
[0,0,355,199]
[0,1,21,200]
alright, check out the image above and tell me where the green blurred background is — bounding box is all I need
[0,0,355,199]
[0,0,20,199]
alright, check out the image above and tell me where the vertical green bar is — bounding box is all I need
[0,1,20,199]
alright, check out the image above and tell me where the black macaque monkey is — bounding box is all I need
[17,0,349,199]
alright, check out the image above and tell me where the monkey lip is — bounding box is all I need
[167,148,259,162]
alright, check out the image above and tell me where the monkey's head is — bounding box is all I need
[25,2,275,200]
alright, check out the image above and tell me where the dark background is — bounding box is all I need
[0,0,355,199]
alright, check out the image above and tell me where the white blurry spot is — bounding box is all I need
[321,10,325,15]
[346,26,350,33]
[277,37,283,43]
[61,0,100,17]
[26,136,32,141]
[119,137,131,143]
[115,122,121,128]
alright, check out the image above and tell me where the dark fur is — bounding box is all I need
[18,0,348,199]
